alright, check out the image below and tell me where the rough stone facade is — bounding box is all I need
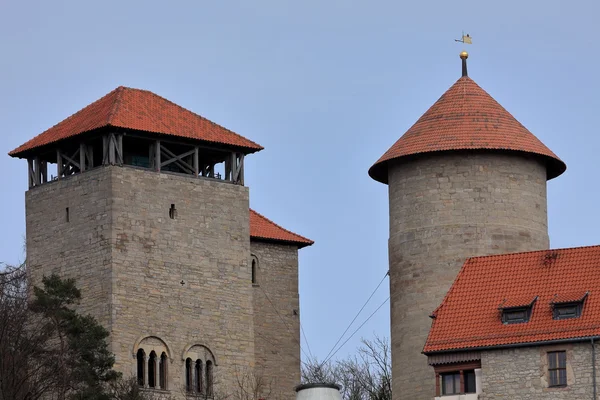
[250,241,301,399]
[480,342,600,399]
[25,165,301,400]
[387,151,550,400]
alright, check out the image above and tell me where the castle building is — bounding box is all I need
[9,86,313,399]
[368,52,566,399]
[424,245,600,400]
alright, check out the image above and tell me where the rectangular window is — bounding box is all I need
[554,303,582,320]
[441,372,460,395]
[464,370,476,393]
[548,351,567,387]
[502,307,531,324]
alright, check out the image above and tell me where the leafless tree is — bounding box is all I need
[301,335,391,400]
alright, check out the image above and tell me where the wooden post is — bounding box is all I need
[108,134,116,165]
[34,157,42,186]
[155,140,161,172]
[459,370,465,394]
[87,146,94,169]
[57,149,63,179]
[102,135,109,165]
[41,160,48,183]
[193,147,199,177]
[435,373,440,396]
[224,153,231,181]
[80,143,86,172]
[27,159,34,189]
[116,134,123,165]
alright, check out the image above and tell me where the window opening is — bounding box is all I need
[185,358,193,392]
[206,360,213,396]
[251,259,257,285]
[159,352,167,389]
[136,349,145,387]
[499,297,537,324]
[464,370,476,393]
[66,207,70,223]
[148,351,157,388]
[169,204,177,219]
[195,359,203,393]
[548,351,567,387]
[441,372,460,395]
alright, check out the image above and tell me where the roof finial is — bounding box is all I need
[460,51,469,77]
[455,32,472,78]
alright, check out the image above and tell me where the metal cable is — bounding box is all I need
[321,271,389,365]
[322,296,390,365]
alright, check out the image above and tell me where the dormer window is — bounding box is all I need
[499,296,537,324]
[551,292,588,320]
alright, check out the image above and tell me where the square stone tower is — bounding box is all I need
[10,87,313,399]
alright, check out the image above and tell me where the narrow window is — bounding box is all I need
[251,259,257,285]
[159,352,168,389]
[441,372,460,395]
[548,351,567,387]
[169,204,177,219]
[148,351,157,388]
[195,359,203,393]
[136,349,145,386]
[206,360,213,397]
[66,207,70,222]
[185,358,193,392]
[464,370,476,393]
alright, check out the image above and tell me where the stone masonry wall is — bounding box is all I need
[480,342,600,399]
[109,167,255,399]
[250,241,301,400]
[26,167,114,330]
[387,151,550,400]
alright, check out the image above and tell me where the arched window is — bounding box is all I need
[136,349,146,386]
[148,351,157,388]
[195,359,203,393]
[251,255,259,285]
[159,352,168,389]
[185,358,193,392]
[206,360,213,396]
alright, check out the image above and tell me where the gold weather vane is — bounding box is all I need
[455,32,472,44]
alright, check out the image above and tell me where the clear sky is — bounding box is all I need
[1,0,599,363]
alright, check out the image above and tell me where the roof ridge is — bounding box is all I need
[250,208,313,245]
[466,244,600,262]
[124,87,263,150]
[107,86,125,124]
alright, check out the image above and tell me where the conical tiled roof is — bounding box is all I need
[9,86,263,157]
[368,76,566,183]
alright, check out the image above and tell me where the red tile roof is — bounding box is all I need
[369,76,566,184]
[9,86,263,157]
[424,245,600,354]
[249,209,313,248]
[499,295,538,309]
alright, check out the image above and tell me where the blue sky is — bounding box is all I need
[1,0,599,363]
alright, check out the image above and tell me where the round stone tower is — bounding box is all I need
[368,53,566,400]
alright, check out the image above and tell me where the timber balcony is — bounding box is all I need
[25,131,246,189]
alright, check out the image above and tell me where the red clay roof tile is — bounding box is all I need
[499,295,538,309]
[369,76,566,183]
[249,209,313,248]
[9,86,263,157]
[424,245,600,354]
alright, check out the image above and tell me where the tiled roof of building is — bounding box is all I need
[249,209,313,248]
[424,245,600,354]
[369,76,566,184]
[9,86,263,157]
